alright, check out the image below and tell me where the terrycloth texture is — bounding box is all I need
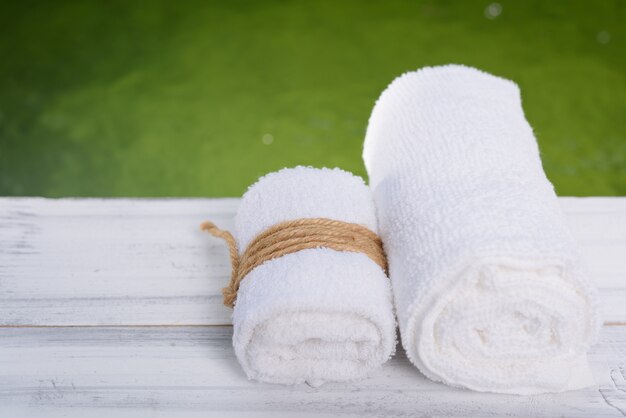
[231,166,396,386]
[363,65,600,395]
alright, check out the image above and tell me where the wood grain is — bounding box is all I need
[1,197,625,326]
[0,325,624,417]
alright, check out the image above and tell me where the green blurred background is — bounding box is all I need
[1,0,624,197]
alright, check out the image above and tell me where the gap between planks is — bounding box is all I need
[2,323,625,328]
[0,324,233,328]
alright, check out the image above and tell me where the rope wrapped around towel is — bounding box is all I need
[201,218,388,308]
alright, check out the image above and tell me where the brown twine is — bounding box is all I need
[200,218,388,308]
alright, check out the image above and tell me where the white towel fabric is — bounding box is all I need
[231,166,396,386]
[363,65,600,395]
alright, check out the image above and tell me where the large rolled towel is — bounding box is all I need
[363,65,600,394]
[226,166,395,385]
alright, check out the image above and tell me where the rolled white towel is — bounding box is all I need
[363,65,600,394]
[229,166,395,386]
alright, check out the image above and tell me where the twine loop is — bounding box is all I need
[201,218,388,308]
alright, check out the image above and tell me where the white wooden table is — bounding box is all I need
[1,197,625,417]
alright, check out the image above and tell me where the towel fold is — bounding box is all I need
[231,166,396,385]
[363,65,600,394]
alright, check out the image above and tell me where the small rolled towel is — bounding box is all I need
[219,166,395,385]
[363,65,600,394]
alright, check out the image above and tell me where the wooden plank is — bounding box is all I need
[560,198,626,291]
[0,325,624,417]
[0,197,625,326]
[0,198,237,326]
